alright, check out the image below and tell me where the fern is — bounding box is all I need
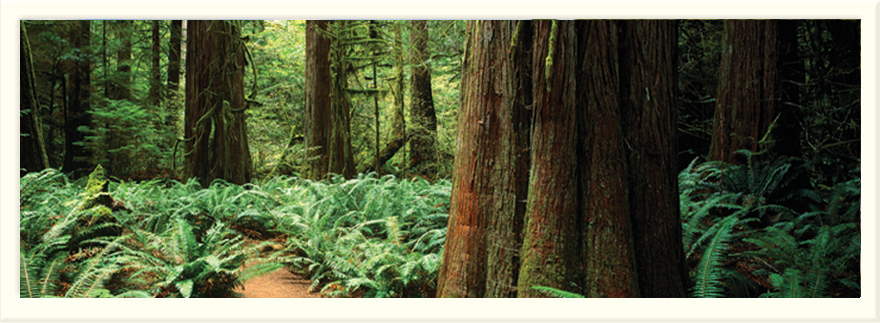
[690,215,738,298]
[531,286,585,298]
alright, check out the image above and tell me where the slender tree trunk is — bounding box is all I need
[168,20,183,92]
[437,20,532,298]
[150,20,161,106]
[327,21,357,179]
[185,20,253,186]
[408,20,438,175]
[618,20,688,298]
[114,20,132,101]
[359,21,408,175]
[21,21,50,176]
[708,20,779,164]
[64,20,93,178]
[517,21,580,298]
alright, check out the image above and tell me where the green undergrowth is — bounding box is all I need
[680,153,860,298]
[20,168,450,298]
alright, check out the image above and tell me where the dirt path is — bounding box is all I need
[235,262,323,298]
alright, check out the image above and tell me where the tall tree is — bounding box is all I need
[516,20,581,298]
[327,20,357,179]
[303,20,356,179]
[63,20,93,178]
[618,20,688,297]
[167,20,183,92]
[439,20,687,298]
[708,20,779,164]
[184,20,253,186]
[575,20,640,298]
[21,21,50,176]
[303,20,334,180]
[113,20,132,101]
[437,20,532,298]
[149,20,161,106]
[408,20,438,174]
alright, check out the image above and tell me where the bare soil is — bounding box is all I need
[235,262,323,298]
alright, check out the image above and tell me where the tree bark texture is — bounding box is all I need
[303,20,332,180]
[618,20,687,297]
[184,20,253,186]
[708,20,779,164]
[64,20,93,178]
[21,21,50,176]
[437,20,532,298]
[574,20,640,298]
[516,20,580,298]
[409,20,438,174]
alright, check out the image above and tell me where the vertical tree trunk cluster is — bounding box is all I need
[20,21,50,176]
[439,20,686,298]
[184,20,253,186]
[408,20,438,174]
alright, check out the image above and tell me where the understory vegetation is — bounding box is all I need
[20,153,859,298]
[20,167,450,298]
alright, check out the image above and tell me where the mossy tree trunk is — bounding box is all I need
[516,20,581,298]
[618,20,688,298]
[327,21,357,179]
[20,21,50,176]
[408,20,438,175]
[64,20,94,178]
[166,20,183,132]
[184,20,253,186]
[708,20,779,164]
[437,20,532,298]
[359,21,408,175]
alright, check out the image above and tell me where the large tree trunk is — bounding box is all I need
[516,21,580,298]
[64,20,93,178]
[408,20,438,175]
[575,20,640,298]
[618,20,688,297]
[303,20,332,180]
[184,20,253,186]
[708,20,779,164]
[437,20,532,298]
[20,21,50,176]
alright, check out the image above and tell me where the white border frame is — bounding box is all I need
[2,1,876,322]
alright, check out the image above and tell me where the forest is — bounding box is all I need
[19,20,860,299]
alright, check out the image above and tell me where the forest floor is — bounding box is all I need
[235,261,322,298]
[234,237,324,298]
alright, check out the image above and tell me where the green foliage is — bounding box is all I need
[531,286,585,298]
[680,157,860,298]
[80,98,168,178]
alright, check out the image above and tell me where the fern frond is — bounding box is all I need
[531,285,585,298]
[691,215,738,298]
